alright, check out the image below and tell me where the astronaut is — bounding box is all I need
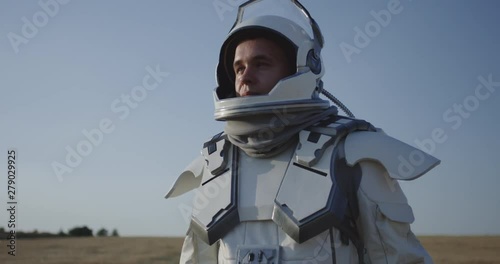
[166,0,439,263]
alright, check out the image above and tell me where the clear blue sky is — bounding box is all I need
[1,0,499,237]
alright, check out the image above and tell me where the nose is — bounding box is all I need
[240,66,255,85]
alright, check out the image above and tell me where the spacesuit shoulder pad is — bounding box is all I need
[344,130,440,180]
[165,155,205,199]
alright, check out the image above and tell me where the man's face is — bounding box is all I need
[233,38,292,97]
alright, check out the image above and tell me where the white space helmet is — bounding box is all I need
[213,0,331,121]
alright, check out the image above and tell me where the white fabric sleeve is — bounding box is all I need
[356,161,433,264]
[179,227,219,264]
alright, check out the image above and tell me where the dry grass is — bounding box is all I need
[0,236,499,263]
[420,236,500,264]
[0,237,184,264]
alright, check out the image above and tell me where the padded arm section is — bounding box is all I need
[165,156,205,199]
[345,131,440,181]
[179,227,219,263]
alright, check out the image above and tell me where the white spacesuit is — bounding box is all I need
[166,1,440,263]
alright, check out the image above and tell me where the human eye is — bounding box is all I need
[256,58,271,68]
[235,66,244,74]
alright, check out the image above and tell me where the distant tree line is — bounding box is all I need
[0,226,119,239]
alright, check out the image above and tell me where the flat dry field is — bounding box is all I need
[0,236,499,263]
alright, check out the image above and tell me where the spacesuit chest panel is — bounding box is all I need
[190,134,239,245]
[273,117,373,244]
[238,145,296,222]
[190,117,373,246]
[273,131,343,244]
